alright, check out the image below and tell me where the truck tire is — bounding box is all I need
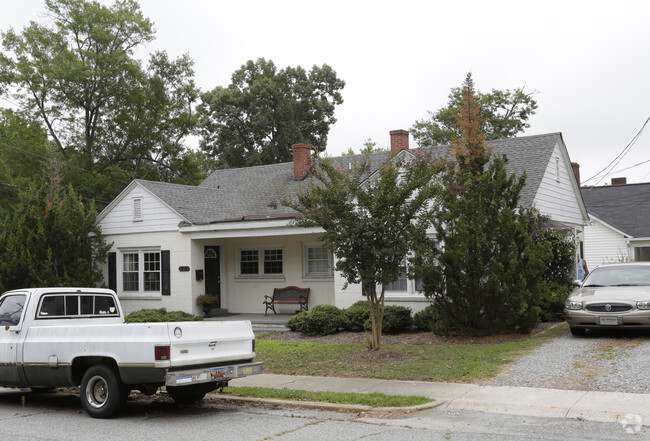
[80,365,128,418]
[167,383,216,404]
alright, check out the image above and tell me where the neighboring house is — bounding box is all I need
[96,130,589,316]
[581,180,650,267]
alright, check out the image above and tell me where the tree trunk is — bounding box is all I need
[366,284,385,350]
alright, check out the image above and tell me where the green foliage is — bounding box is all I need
[0,180,110,292]
[125,308,202,323]
[411,74,550,336]
[537,226,576,286]
[285,305,349,336]
[279,151,444,349]
[0,0,202,204]
[411,84,538,147]
[367,305,413,334]
[538,283,573,322]
[220,386,433,407]
[198,58,345,169]
[345,301,371,332]
[0,109,51,215]
[342,138,387,156]
[413,304,436,332]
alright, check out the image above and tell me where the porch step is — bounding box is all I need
[253,323,290,332]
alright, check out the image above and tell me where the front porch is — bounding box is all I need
[206,313,292,332]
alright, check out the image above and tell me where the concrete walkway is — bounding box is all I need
[231,373,650,425]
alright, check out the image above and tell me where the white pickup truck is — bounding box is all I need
[0,287,262,418]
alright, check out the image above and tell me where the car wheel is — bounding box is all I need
[167,384,216,404]
[80,365,128,418]
[569,326,586,336]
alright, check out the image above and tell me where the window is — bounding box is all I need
[303,243,333,277]
[385,265,408,291]
[237,246,283,277]
[120,249,161,293]
[0,294,26,326]
[144,252,161,291]
[37,294,119,319]
[383,258,424,295]
[635,247,650,261]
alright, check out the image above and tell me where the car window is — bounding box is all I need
[584,266,650,287]
[0,295,26,326]
[37,294,119,318]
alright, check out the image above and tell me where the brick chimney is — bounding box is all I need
[292,144,312,180]
[571,162,580,186]
[611,177,627,185]
[390,129,409,156]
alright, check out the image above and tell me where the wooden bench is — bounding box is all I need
[263,286,310,316]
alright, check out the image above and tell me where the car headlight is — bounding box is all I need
[565,301,583,310]
[637,301,650,310]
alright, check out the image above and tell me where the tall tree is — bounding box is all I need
[411,73,550,335]
[199,58,345,169]
[0,109,51,214]
[0,0,201,203]
[279,152,443,349]
[411,82,537,147]
[0,179,110,292]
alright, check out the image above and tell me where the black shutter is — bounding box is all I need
[161,250,171,296]
[108,252,117,292]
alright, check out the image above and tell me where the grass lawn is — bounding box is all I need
[217,386,433,407]
[254,323,568,383]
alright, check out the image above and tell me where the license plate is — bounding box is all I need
[211,367,226,379]
[600,316,618,325]
[240,366,253,375]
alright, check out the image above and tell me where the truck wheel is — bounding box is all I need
[80,365,128,418]
[167,384,215,404]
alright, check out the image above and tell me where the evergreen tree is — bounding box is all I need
[411,73,550,335]
[0,179,110,292]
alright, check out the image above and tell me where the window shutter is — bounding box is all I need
[161,250,171,296]
[108,253,117,292]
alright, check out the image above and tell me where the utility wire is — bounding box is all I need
[582,115,650,186]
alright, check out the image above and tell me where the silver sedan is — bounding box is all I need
[564,263,650,335]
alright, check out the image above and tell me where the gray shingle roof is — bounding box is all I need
[138,132,564,226]
[581,183,650,238]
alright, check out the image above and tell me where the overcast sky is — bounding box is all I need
[2,0,649,186]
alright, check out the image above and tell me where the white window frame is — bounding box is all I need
[302,242,333,277]
[118,248,162,294]
[236,245,284,278]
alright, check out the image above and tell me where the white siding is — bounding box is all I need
[533,142,586,226]
[216,234,335,314]
[584,219,631,268]
[103,231,194,315]
[98,184,183,235]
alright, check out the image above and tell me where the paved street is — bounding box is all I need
[0,389,647,440]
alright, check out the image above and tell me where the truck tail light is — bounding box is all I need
[155,345,171,361]
[252,339,256,353]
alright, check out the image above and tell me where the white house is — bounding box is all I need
[582,180,650,268]
[96,130,589,316]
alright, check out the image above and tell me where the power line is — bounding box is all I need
[582,115,650,186]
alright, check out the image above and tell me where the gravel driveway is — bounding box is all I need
[489,325,650,393]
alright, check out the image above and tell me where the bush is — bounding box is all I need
[285,305,349,336]
[125,308,203,323]
[538,282,573,322]
[367,305,413,334]
[345,301,371,332]
[413,304,436,332]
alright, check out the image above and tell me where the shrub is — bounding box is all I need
[125,308,203,323]
[285,305,349,336]
[345,301,371,332]
[368,305,413,334]
[538,282,573,322]
[413,304,436,332]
